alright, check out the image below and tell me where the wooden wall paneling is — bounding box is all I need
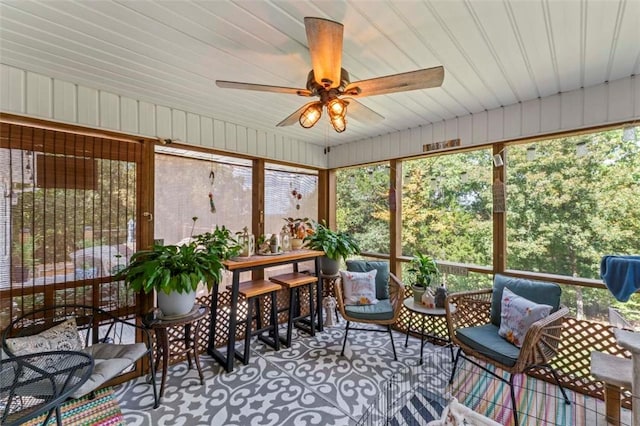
[138,101,156,136]
[155,106,172,138]
[77,86,99,127]
[487,108,504,142]
[247,128,257,155]
[503,103,521,139]
[120,97,139,134]
[256,131,267,157]
[583,83,608,126]
[53,79,76,122]
[457,115,472,146]
[236,126,248,154]
[445,117,459,141]
[0,65,25,113]
[171,109,186,141]
[387,132,399,160]
[26,72,52,118]
[521,99,541,136]
[634,76,640,116]
[99,91,120,129]
[265,133,275,158]
[224,122,237,152]
[432,121,445,144]
[213,119,225,150]
[200,116,214,147]
[186,113,201,145]
[379,134,391,161]
[274,135,283,159]
[472,111,488,144]
[608,78,634,121]
[561,90,584,130]
[540,94,561,132]
[288,137,298,163]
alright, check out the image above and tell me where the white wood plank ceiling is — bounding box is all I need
[1,0,638,147]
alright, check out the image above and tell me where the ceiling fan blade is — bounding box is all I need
[216,80,312,97]
[343,98,384,124]
[344,66,444,97]
[276,101,322,127]
[304,17,343,89]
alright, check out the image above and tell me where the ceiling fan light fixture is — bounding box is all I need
[330,115,346,133]
[299,103,323,128]
[327,97,347,118]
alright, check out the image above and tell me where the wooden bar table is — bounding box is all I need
[208,249,324,373]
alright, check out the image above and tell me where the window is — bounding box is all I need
[264,165,318,237]
[505,126,640,279]
[154,150,253,244]
[336,164,390,254]
[402,150,493,266]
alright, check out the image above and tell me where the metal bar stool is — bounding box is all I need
[234,280,282,364]
[269,272,318,347]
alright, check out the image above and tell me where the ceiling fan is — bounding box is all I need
[216,17,444,133]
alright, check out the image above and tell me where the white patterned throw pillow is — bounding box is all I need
[340,269,378,305]
[6,318,84,356]
[498,287,552,348]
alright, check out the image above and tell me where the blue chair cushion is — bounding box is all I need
[346,260,390,300]
[344,299,394,321]
[456,324,520,368]
[490,274,561,327]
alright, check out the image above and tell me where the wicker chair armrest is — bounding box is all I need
[446,289,493,336]
[516,305,569,369]
[389,273,404,322]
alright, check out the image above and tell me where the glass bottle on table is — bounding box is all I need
[280,226,291,252]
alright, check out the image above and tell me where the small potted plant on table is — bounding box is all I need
[408,252,439,305]
[284,217,313,250]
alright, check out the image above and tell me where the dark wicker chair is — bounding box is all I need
[335,260,405,360]
[2,305,158,409]
[445,274,570,426]
[0,350,93,426]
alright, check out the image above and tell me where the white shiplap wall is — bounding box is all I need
[2,63,638,170]
[329,75,640,168]
[0,64,326,168]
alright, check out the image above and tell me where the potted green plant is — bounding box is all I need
[116,224,240,317]
[408,252,439,304]
[303,221,360,275]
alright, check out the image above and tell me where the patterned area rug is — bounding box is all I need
[22,387,124,426]
[114,321,449,425]
[447,357,626,426]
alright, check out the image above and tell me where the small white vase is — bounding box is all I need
[157,290,196,318]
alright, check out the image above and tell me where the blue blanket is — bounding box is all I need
[600,255,640,302]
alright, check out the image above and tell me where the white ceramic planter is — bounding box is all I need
[157,290,196,318]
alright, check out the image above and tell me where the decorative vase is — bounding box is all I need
[412,284,426,304]
[434,285,448,309]
[291,238,303,250]
[320,256,340,275]
[157,290,196,318]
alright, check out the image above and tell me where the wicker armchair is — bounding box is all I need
[335,260,405,360]
[446,274,569,426]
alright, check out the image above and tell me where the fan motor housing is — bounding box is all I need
[306,68,350,95]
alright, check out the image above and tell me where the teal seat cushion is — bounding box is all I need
[456,324,520,368]
[344,299,394,321]
[490,274,561,327]
[346,260,390,300]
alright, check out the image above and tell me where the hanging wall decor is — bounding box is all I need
[208,166,216,214]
